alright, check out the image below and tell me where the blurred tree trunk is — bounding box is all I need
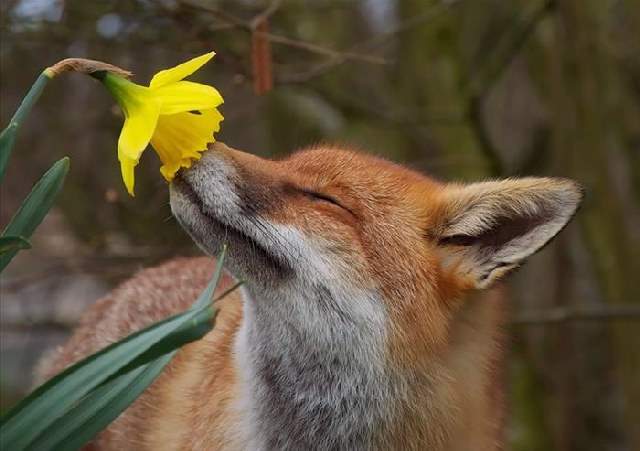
[550,0,640,448]
[395,0,489,179]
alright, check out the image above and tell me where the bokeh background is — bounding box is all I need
[1,0,639,449]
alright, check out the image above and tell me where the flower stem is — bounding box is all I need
[0,71,51,181]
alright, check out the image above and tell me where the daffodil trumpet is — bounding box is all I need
[91,52,223,196]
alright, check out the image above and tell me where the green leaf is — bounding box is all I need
[0,126,17,183]
[0,157,69,272]
[35,293,226,451]
[42,354,176,451]
[192,243,227,310]
[0,305,215,450]
[0,236,31,254]
[25,362,155,451]
[0,72,51,181]
[0,246,231,451]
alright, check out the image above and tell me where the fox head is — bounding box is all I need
[170,141,582,352]
[170,142,581,448]
[171,141,581,292]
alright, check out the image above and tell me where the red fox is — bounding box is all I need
[39,142,583,450]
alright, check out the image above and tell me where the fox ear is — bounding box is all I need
[434,177,583,289]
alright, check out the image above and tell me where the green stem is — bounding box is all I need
[0,71,52,181]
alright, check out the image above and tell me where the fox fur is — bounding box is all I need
[38,142,582,450]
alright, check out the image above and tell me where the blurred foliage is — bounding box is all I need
[1,1,639,450]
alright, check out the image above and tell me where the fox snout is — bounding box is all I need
[170,143,296,283]
[172,143,244,217]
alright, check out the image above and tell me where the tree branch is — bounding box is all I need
[509,305,640,325]
[280,0,460,83]
[250,0,284,29]
[180,0,387,65]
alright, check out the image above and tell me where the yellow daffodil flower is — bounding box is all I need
[94,52,223,195]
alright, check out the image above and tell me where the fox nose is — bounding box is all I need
[180,144,235,184]
[181,142,229,173]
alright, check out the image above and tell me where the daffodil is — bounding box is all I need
[94,52,223,195]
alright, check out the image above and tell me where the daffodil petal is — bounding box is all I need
[119,155,137,196]
[153,81,223,115]
[99,73,160,196]
[149,52,215,89]
[150,108,223,182]
[117,100,160,162]
[115,100,159,196]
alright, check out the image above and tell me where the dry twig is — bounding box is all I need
[180,0,387,65]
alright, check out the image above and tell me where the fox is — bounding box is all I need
[38,141,583,450]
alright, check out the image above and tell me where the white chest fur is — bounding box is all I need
[233,282,394,450]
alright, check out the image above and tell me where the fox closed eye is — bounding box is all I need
[300,188,347,210]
